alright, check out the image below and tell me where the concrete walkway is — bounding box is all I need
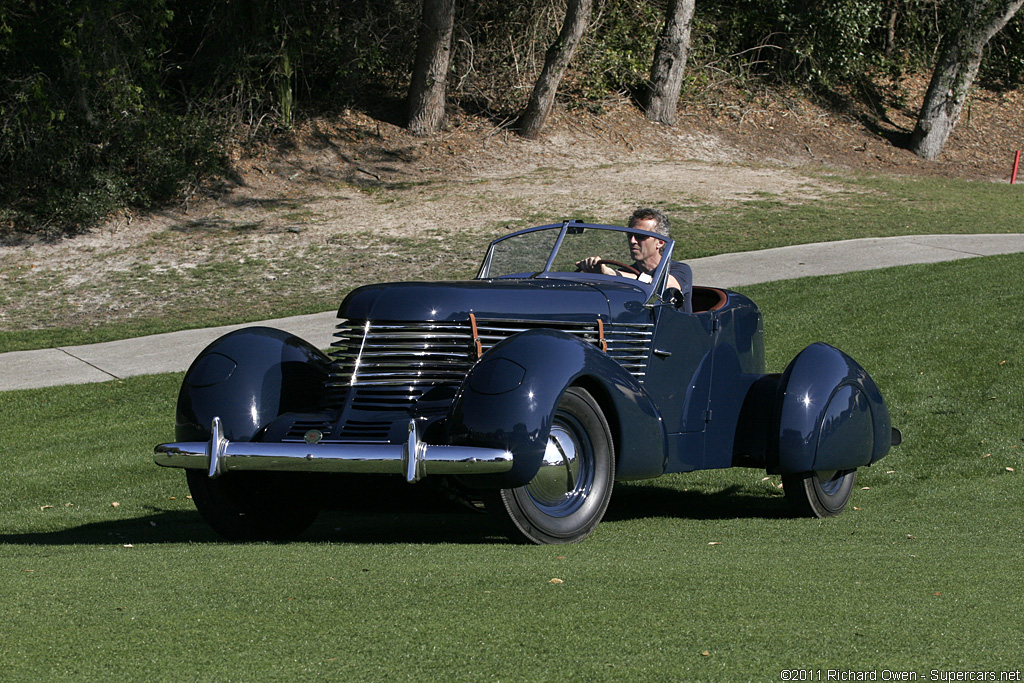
[4,233,1024,392]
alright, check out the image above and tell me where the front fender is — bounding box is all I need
[175,327,330,442]
[770,342,893,475]
[447,329,666,487]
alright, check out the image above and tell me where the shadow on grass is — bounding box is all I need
[0,482,792,546]
[0,508,504,546]
[606,481,792,522]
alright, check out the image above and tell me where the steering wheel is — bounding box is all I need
[577,258,638,276]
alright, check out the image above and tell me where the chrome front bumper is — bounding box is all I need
[154,417,513,484]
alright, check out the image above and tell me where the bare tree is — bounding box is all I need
[645,0,696,126]
[515,0,593,139]
[909,0,1024,160]
[407,0,456,136]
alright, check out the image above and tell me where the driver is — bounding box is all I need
[576,208,692,312]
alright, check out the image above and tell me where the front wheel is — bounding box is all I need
[782,469,857,518]
[186,470,319,541]
[486,387,615,544]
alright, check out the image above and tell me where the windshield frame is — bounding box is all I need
[476,221,677,295]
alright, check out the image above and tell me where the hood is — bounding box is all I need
[338,279,612,323]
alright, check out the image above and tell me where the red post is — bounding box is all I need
[1012,150,1021,185]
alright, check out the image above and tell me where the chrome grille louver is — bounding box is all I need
[604,324,655,378]
[325,318,653,410]
[282,418,392,443]
[327,321,476,409]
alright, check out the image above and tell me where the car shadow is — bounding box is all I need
[605,481,792,522]
[0,507,505,546]
[0,482,794,547]
[0,508,222,546]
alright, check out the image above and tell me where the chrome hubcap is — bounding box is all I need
[525,421,591,515]
[816,470,842,495]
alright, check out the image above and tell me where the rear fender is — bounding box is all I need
[175,327,331,442]
[448,329,666,488]
[769,343,892,475]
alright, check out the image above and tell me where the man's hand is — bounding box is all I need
[576,256,618,276]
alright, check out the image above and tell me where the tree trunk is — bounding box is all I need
[407,0,456,137]
[885,5,898,57]
[515,0,592,139]
[909,0,1024,160]
[645,0,695,126]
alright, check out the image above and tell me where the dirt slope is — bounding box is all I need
[1,83,1021,335]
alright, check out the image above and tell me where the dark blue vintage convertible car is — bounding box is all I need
[155,221,900,544]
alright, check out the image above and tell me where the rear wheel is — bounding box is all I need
[186,470,319,541]
[486,387,614,544]
[782,469,857,518]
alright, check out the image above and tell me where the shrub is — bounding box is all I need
[0,0,226,236]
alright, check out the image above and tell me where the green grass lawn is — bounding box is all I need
[678,172,1024,258]
[2,253,1022,681]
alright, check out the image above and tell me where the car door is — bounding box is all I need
[642,303,719,470]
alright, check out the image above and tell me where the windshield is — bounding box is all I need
[481,227,560,278]
[478,223,675,290]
